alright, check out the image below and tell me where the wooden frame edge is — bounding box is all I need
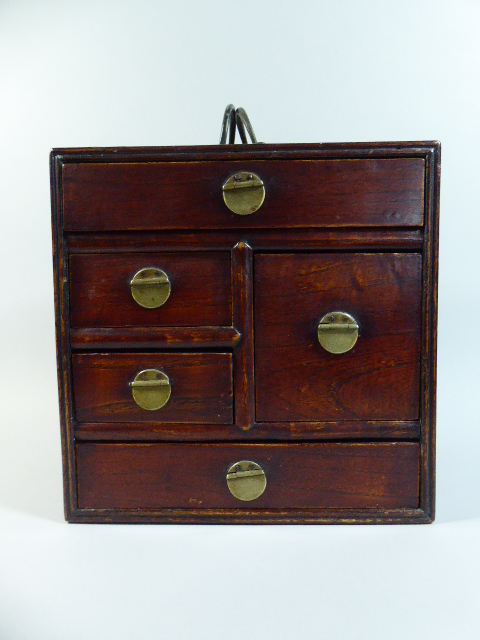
[50,151,77,520]
[65,507,433,525]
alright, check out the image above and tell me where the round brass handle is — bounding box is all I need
[222,171,265,215]
[317,312,359,354]
[226,460,267,501]
[130,268,171,309]
[129,369,171,410]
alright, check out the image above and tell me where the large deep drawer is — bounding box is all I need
[76,442,420,512]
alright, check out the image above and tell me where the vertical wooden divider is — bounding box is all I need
[232,241,255,430]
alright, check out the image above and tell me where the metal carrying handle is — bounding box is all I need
[235,107,258,143]
[219,104,259,144]
[219,104,236,144]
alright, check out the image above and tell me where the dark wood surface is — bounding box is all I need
[72,352,233,424]
[255,253,422,421]
[62,158,425,231]
[70,326,241,350]
[76,442,420,510]
[74,420,420,441]
[70,252,231,328]
[67,228,424,252]
[232,242,255,430]
[50,142,440,524]
[419,144,441,521]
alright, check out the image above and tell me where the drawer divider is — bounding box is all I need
[232,241,255,430]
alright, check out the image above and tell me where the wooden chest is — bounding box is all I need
[50,141,440,523]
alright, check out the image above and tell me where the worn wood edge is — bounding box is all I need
[70,326,241,350]
[66,229,424,252]
[51,141,439,164]
[74,420,420,441]
[50,152,77,519]
[231,242,255,430]
[65,508,432,525]
[419,141,440,521]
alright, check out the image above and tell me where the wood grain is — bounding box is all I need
[74,420,420,441]
[72,352,233,424]
[255,253,422,421]
[67,228,424,252]
[70,252,231,328]
[70,326,240,350]
[232,242,254,430]
[76,442,420,510]
[62,158,425,231]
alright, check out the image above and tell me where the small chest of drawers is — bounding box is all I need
[50,141,440,524]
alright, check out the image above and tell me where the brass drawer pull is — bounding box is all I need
[222,172,265,215]
[317,312,359,354]
[129,379,169,387]
[130,268,171,308]
[132,275,169,286]
[226,461,267,501]
[223,175,264,191]
[129,369,171,410]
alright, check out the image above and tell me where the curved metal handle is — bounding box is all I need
[235,107,258,144]
[219,104,236,144]
[219,105,259,144]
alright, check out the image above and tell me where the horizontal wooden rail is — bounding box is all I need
[70,326,241,350]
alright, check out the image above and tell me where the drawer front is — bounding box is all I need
[72,353,233,424]
[70,252,231,328]
[76,442,420,510]
[255,253,422,422]
[62,158,425,231]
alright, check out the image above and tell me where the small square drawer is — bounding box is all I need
[76,442,420,512]
[255,253,422,422]
[72,352,233,424]
[69,252,231,328]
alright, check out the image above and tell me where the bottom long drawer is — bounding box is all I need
[76,442,419,511]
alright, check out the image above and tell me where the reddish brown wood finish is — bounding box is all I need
[70,326,241,350]
[50,142,440,524]
[72,353,233,424]
[74,420,420,441]
[62,158,425,231]
[67,228,424,252]
[232,242,255,430]
[76,442,420,511]
[255,253,422,422]
[70,252,231,328]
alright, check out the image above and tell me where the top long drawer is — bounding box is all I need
[62,158,425,231]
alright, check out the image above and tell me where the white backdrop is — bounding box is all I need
[1,1,479,638]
